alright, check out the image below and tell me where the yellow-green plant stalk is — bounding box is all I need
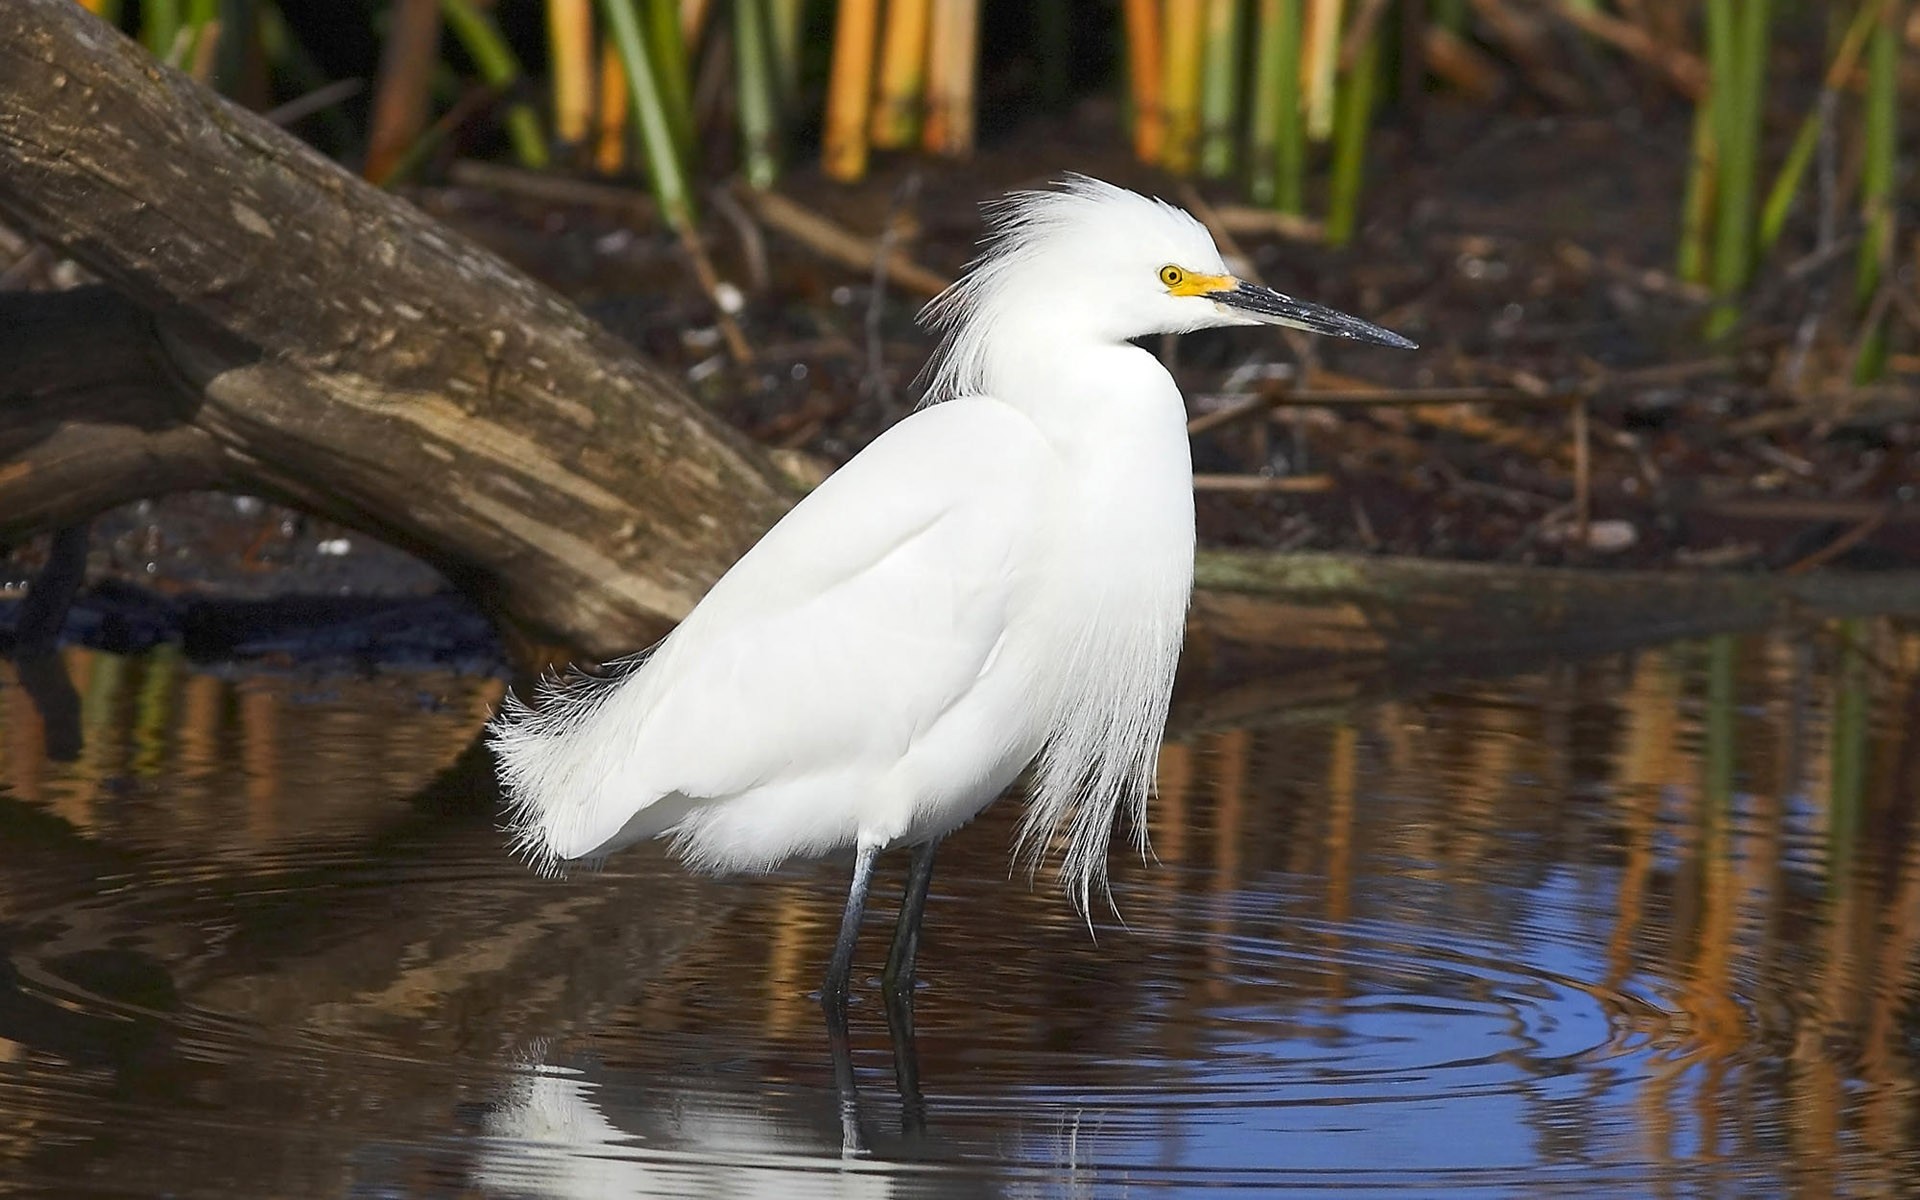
[440,0,550,169]
[1853,0,1899,380]
[1161,0,1206,173]
[1325,17,1378,246]
[872,0,932,148]
[647,0,696,162]
[364,0,443,183]
[822,0,880,179]
[1123,0,1165,163]
[1197,0,1243,178]
[143,0,182,60]
[734,0,781,187]
[1704,0,1768,339]
[1687,0,1738,289]
[1249,0,1306,212]
[1758,0,1883,257]
[548,0,596,150]
[922,0,979,156]
[601,0,693,221]
[1676,81,1718,285]
[595,38,630,174]
[1302,0,1345,141]
[682,0,716,41]
[182,0,218,77]
[768,0,807,100]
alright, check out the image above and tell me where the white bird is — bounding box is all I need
[489,176,1414,1009]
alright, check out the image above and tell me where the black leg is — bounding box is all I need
[822,842,879,1012]
[823,991,868,1157]
[882,838,939,999]
[883,974,928,1137]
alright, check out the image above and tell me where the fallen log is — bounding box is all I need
[1181,550,1920,730]
[0,0,795,660]
[1190,548,1920,665]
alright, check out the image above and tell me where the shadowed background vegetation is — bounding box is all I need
[63,0,1913,381]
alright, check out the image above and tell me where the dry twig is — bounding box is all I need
[743,188,951,299]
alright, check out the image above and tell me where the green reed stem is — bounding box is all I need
[1702,0,1767,338]
[439,0,549,169]
[1757,110,1821,261]
[1853,0,1899,381]
[734,0,781,188]
[1677,84,1717,285]
[646,0,696,163]
[769,0,807,100]
[143,0,182,60]
[1325,23,1379,247]
[1758,0,1882,258]
[1249,0,1305,212]
[184,0,217,67]
[600,0,693,224]
[1198,0,1244,179]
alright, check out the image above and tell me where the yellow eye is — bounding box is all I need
[1159,265,1185,288]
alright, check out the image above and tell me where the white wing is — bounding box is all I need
[491,397,1058,868]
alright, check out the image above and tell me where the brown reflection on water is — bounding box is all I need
[0,620,1915,1194]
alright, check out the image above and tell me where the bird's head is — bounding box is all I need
[921,176,1414,402]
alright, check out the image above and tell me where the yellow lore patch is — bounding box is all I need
[1158,265,1236,297]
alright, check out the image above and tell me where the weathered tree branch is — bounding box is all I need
[0,0,795,659]
[0,289,227,528]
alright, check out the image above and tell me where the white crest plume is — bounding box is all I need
[918,173,1218,406]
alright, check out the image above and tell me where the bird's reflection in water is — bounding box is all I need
[478,1005,990,1200]
[826,991,928,1152]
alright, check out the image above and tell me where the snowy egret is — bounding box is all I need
[490,176,1414,1009]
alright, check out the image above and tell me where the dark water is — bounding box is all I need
[1,621,1916,1197]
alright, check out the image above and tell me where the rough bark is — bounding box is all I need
[0,0,795,660]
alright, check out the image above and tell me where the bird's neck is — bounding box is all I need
[980,325,1179,431]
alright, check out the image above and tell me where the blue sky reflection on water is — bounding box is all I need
[0,619,1915,1196]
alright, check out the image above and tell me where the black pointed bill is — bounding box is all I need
[1208,280,1418,349]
